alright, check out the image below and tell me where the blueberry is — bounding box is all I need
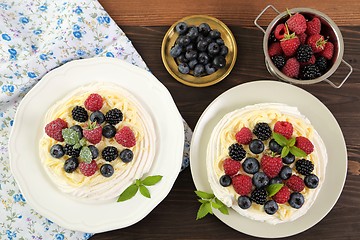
[64,157,79,173]
[178,63,190,74]
[216,38,224,45]
[88,145,99,159]
[70,125,83,139]
[176,54,189,63]
[238,196,252,209]
[279,166,292,180]
[198,52,209,65]
[175,22,188,35]
[90,111,105,124]
[249,139,265,154]
[219,175,232,187]
[193,64,205,77]
[100,164,114,177]
[212,56,226,69]
[209,30,221,39]
[198,23,211,35]
[120,149,133,163]
[242,157,260,174]
[205,63,216,75]
[196,35,205,43]
[264,200,278,215]
[177,36,191,47]
[204,36,213,44]
[185,50,197,60]
[282,153,295,164]
[269,139,282,154]
[186,26,199,40]
[288,192,305,209]
[170,44,182,58]
[50,144,65,158]
[207,42,220,56]
[102,124,116,138]
[304,174,319,189]
[269,177,283,185]
[220,45,228,56]
[185,43,195,51]
[188,59,198,70]
[196,40,208,52]
[252,172,269,188]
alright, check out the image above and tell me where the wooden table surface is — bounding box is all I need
[94,1,360,239]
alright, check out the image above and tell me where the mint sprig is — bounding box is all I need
[266,183,284,197]
[62,128,79,145]
[117,175,163,202]
[79,146,92,163]
[273,133,307,158]
[195,190,229,220]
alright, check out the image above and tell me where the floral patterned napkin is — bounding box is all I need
[0,0,191,239]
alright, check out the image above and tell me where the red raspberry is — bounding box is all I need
[306,17,321,36]
[261,155,282,178]
[83,123,102,144]
[84,93,103,111]
[223,158,241,176]
[232,174,252,196]
[235,127,252,144]
[282,57,300,78]
[79,160,98,177]
[286,175,305,192]
[45,118,68,141]
[300,55,316,67]
[280,36,300,57]
[286,13,307,35]
[115,126,136,147]
[307,34,326,53]
[272,186,291,204]
[274,23,287,40]
[268,42,283,57]
[274,121,293,139]
[320,42,334,60]
[295,136,314,155]
[298,32,307,45]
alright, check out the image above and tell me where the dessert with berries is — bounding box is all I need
[39,83,156,201]
[206,103,327,224]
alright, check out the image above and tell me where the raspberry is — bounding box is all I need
[307,34,326,53]
[79,160,98,177]
[253,122,272,141]
[295,136,314,155]
[261,155,282,178]
[298,33,307,45]
[280,35,300,57]
[115,126,136,147]
[268,42,283,57]
[251,188,267,205]
[235,127,252,144]
[272,186,290,204]
[83,123,102,144]
[45,118,68,141]
[295,159,314,175]
[223,158,241,176]
[84,93,103,111]
[274,121,293,139]
[320,42,334,60]
[72,106,88,123]
[232,175,252,196]
[274,23,286,40]
[286,13,307,35]
[282,57,300,78]
[286,175,305,192]
[306,17,321,36]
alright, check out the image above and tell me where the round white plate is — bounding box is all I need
[9,57,184,233]
[190,80,347,238]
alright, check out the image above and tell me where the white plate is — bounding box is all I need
[190,80,347,238]
[9,57,184,233]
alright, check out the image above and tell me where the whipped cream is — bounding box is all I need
[39,82,156,201]
[206,103,327,224]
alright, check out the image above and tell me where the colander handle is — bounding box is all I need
[254,5,281,34]
[324,59,353,88]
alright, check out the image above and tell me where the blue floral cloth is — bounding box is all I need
[0,0,191,239]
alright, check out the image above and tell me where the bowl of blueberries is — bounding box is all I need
[161,15,237,87]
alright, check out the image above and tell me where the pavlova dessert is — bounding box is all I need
[206,103,327,224]
[39,83,156,201]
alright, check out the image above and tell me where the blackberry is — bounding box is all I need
[268,31,277,43]
[64,144,81,157]
[102,146,118,162]
[105,108,123,125]
[253,123,272,141]
[251,188,267,205]
[301,64,321,80]
[316,56,328,72]
[295,159,314,175]
[72,106,88,122]
[296,45,313,63]
[228,143,246,161]
[271,55,285,70]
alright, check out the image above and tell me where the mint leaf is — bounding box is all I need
[73,143,81,149]
[195,191,215,200]
[198,199,208,204]
[211,201,222,209]
[288,137,296,147]
[273,133,288,146]
[117,184,139,202]
[281,146,290,158]
[79,146,92,163]
[141,175,163,186]
[290,146,307,157]
[266,183,284,197]
[196,203,209,220]
[139,185,150,198]
[205,202,213,214]
[135,179,141,187]
[218,206,229,215]
[215,198,226,208]
[79,138,87,146]
[62,128,79,145]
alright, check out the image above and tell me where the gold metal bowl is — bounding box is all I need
[161,15,237,87]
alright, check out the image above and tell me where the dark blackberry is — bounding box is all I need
[251,188,267,205]
[228,143,246,161]
[301,64,321,80]
[271,55,285,70]
[72,106,88,122]
[64,144,81,157]
[296,45,313,63]
[102,146,118,162]
[316,56,328,72]
[105,108,123,125]
[269,31,277,43]
[295,159,314,175]
[253,123,272,141]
